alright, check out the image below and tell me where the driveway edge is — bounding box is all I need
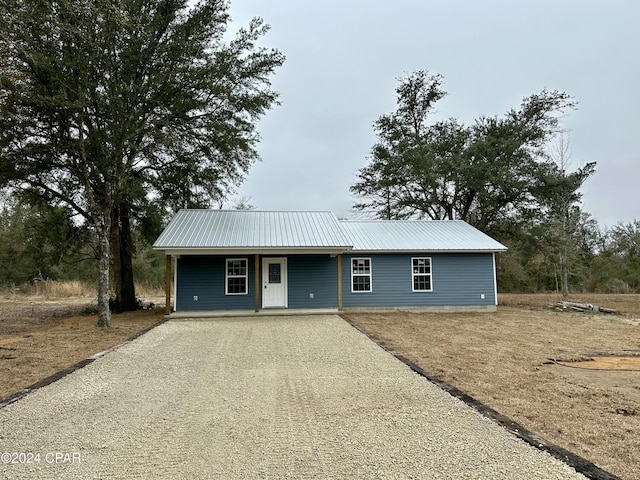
[0,319,166,410]
[340,314,622,480]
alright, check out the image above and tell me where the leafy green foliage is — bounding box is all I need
[351,70,586,236]
[1,0,284,216]
[351,70,611,293]
[0,199,94,285]
[595,220,640,291]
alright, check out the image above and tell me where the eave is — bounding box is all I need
[154,246,353,256]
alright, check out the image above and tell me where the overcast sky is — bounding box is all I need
[227,0,639,228]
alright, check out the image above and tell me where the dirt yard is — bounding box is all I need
[1,293,639,479]
[344,293,640,480]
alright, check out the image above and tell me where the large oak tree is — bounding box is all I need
[0,0,284,325]
[351,70,595,236]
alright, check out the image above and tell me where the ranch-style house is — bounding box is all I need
[153,209,507,314]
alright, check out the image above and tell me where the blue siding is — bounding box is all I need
[287,255,338,308]
[176,256,256,311]
[176,255,339,311]
[341,253,496,308]
[176,253,496,311]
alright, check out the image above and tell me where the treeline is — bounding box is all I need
[0,199,165,290]
[1,198,637,295]
[497,216,640,293]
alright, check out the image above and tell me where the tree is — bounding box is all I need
[0,0,284,325]
[603,220,640,291]
[351,70,448,220]
[0,197,93,285]
[541,134,595,297]
[351,70,591,239]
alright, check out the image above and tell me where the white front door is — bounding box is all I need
[262,257,287,308]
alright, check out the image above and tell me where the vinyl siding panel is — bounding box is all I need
[176,254,339,311]
[176,256,256,311]
[175,253,496,311]
[341,253,496,308]
[287,255,338,308]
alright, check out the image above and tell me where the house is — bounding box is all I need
[152,209,507,315]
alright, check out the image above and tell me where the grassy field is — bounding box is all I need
[1,289,639,479]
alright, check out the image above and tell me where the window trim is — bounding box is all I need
[225,258,249,295]
[411,257,433,292]
[351,257,372,293]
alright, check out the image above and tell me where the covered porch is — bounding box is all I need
[162,253,345,315]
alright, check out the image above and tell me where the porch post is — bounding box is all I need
[165,254,172,315]
[254,254,260,312]
[337,254,343,311]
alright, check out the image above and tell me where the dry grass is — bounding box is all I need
[0,283,165,400]
[4,280,96,299]
[499,292,640,315]
[2,280,165,300]
[0,309,164,400]
[344,294,640,480]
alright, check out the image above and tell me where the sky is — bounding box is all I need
[227,0,639,228]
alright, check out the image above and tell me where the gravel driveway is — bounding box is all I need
[0,315,585,479]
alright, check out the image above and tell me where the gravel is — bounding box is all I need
[0,315,586,479]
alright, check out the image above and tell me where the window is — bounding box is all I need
[412,257,432,292]
[226,258,248,295]
[351,258,372,292]
[268,262,281,283]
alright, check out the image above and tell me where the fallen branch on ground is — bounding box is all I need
[549,301,617,314]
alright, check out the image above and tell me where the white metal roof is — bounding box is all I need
[339,219,507,252]
[153,209,353,253]
[154,210,507,254]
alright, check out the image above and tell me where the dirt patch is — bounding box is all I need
[343,295,640,480]
[0,298,165,400]
[557,355,640,371]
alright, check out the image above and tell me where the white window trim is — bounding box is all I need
[351,257,372,293]
[225,258,248,295]
[411,257,433,292]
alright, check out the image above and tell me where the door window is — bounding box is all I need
[269,263,281,284]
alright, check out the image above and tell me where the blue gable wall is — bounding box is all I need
[341,253,496,308]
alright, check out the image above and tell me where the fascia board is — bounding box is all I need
[345,248,508,254]
[156,246,353,256]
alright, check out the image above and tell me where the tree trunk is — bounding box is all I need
[560,210,570,299]
[561,245,569,299]
[97,217,111,328]
[110,204,122,305]
[111,202,137,311]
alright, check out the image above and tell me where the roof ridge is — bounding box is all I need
[340,219,464,223]
[179,209,336,214]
